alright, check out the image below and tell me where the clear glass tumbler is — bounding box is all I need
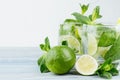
[59,23,120,70]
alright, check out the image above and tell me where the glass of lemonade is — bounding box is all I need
[59,22,120,70]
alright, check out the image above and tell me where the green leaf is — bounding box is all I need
[72,12,91,24]
[109,68,119,76]
[80,4,89,15]
[96,59,119,79]
[90,6,102,21]
[89,15,92,21]
[40,37,51,52]
[62,41,68,46]
[64,19,76,23]
[38,55,44,65]
[98,27,116,47]
[37,54,49,73]
[100,59,113,71]
[99,72,112,79]
[45,37,51,51]
[40,44,45,51]
[104,35,120,61]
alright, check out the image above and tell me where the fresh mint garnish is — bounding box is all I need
[104,35,120,61]
[38,37,51,73]
[38,54,49,73]
[72,4,102,25]
[96,59,119,79]
[89,6,102,22]
[80,4,89,15]
[40,37,51,52]
[98,28,116,47]
[62,41,68,46]
[72,12,91,24]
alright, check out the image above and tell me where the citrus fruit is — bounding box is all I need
[75,55,98,75]
[45,46,76,74]
[88,33,97,55]
[59,35,81,54]
[96,47,111,58]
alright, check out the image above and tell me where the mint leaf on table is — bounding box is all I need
[97,71,112,79]
[72,12,91,24]
[104,35,120,61]
[89,6,102,22]
[109,67,119,76]
[80,4,89,15]
[38,37,51,73]
[96,59,119,79]
[38,54,49,73]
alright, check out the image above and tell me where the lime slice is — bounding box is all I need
[88,33,97,55]
[59,35,81,54]
[75,55,98,75]
[97,47,111,57]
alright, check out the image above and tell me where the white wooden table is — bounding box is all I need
[0,47,119,80]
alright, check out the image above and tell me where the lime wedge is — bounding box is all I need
[59,35,81,54]
[97,47,111,58]
[75,55,98,75]
[88,33,97,55]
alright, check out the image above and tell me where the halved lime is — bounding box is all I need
[88,33,97,55]
[75,55,98,75]
[59,35,81,54]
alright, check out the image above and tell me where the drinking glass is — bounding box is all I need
[59,23,120,70]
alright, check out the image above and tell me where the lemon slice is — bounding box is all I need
[59,35,81,54]
[75,55,98,75]
[88,33,97,55]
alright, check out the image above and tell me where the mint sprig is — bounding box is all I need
[96,59,119,79]
[40,37,51,52]
[89,6,102,22]
[80,4,89,15]
[72,4,102,25]
[38,37,51,73]
[72,12,91,24]
[38,54,49,73]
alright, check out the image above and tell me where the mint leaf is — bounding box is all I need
[38,55,44,66]
[72,12,91,24]
[64,19,76,23]
[40,44,45,51]
[99,72,112,79]
[38,37,51,73]
[80,4,89,15]
[104,35,120,61]
[100,59,113,71]
[38,54,49,73]
[62,41,68,46]
[45,37,51,51]
[109,68,119,76]
[98,30,116,47]
[96,59,119,79]
[40,37,51,52]
[90,6,102,21]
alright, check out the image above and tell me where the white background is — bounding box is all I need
[0,0,120,47]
